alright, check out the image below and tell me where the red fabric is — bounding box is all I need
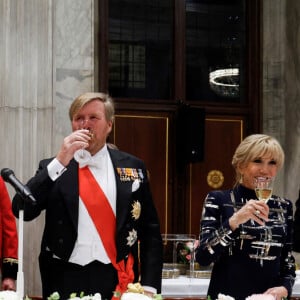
[0,177,18,260]
[78,167,134,299]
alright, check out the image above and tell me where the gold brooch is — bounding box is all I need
[131,201,141,220]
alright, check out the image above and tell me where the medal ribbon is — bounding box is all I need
[78,166,134,299]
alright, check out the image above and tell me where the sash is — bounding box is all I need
[79,166,134,299]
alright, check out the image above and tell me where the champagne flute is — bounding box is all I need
[254,177,274,203]
[76,120,86,158]
[74,120,94,160]
[251,177,276,266]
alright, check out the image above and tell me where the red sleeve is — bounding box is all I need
[0,177,18,279]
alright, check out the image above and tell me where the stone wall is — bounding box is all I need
[0,0,95,295]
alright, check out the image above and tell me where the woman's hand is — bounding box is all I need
[264,286,288,300]
[229,199,269,231]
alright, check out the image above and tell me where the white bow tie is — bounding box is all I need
[74,149,103,169]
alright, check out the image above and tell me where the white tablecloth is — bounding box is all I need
[162,276,209,297]
[162,272,300,297]
[294,274,300,296]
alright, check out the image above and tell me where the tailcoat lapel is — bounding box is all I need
[108,148,132,233]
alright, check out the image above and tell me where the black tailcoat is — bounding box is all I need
[12,147,163,297]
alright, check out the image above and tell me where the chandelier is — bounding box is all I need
[209,68,239,98]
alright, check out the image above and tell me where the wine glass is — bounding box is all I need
[251,176,276,266]
[254,177,274,203]
[74,120,94,162]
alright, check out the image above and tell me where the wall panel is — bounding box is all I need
[188,117,244,235]
[113,113,171,234]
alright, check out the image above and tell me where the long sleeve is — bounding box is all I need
[0,177,18,279]
[279,198,296,296]
[196,190,238,266]
[293,190,300,252]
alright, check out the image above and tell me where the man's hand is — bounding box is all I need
[2,278,16,291]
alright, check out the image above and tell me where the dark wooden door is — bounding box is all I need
[112,112,173,234]
[188,116,244,236]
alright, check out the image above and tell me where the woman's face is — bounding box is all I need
[238,155,279,190]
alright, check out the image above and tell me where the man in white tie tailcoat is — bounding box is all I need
[12,92,163,300]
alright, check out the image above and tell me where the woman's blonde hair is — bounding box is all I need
[69,92,115,122]
[232,134,285,186]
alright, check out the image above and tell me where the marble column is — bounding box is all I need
[263,0,300,203]
[283,1,300,202]
[0,0,54,295]
[0,0,96,295]
[54,0,97,151]
[262,0,300,263]
[262,0,286,196]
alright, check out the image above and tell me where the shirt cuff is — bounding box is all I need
[142,286,157,295]
[47,158,67,181]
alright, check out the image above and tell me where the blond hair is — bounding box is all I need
[69,92,115,122]
[232,134,284,186]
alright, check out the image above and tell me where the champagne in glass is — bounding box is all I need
[76,120,86,158]
[252,177,275,266]
[74,120,94,160]
[254,177,274,203]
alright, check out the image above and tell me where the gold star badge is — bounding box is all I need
[131,200,141,220]
[126,229,137,246]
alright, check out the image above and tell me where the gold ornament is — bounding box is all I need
[207,170,224,189]
[131,201,141,220]
[126,282,144,293]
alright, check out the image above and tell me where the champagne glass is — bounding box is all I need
[74,120,94,161]
[251,176,275,266]
[254,177,274,203]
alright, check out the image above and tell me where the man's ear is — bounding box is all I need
[107,120,113,135]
